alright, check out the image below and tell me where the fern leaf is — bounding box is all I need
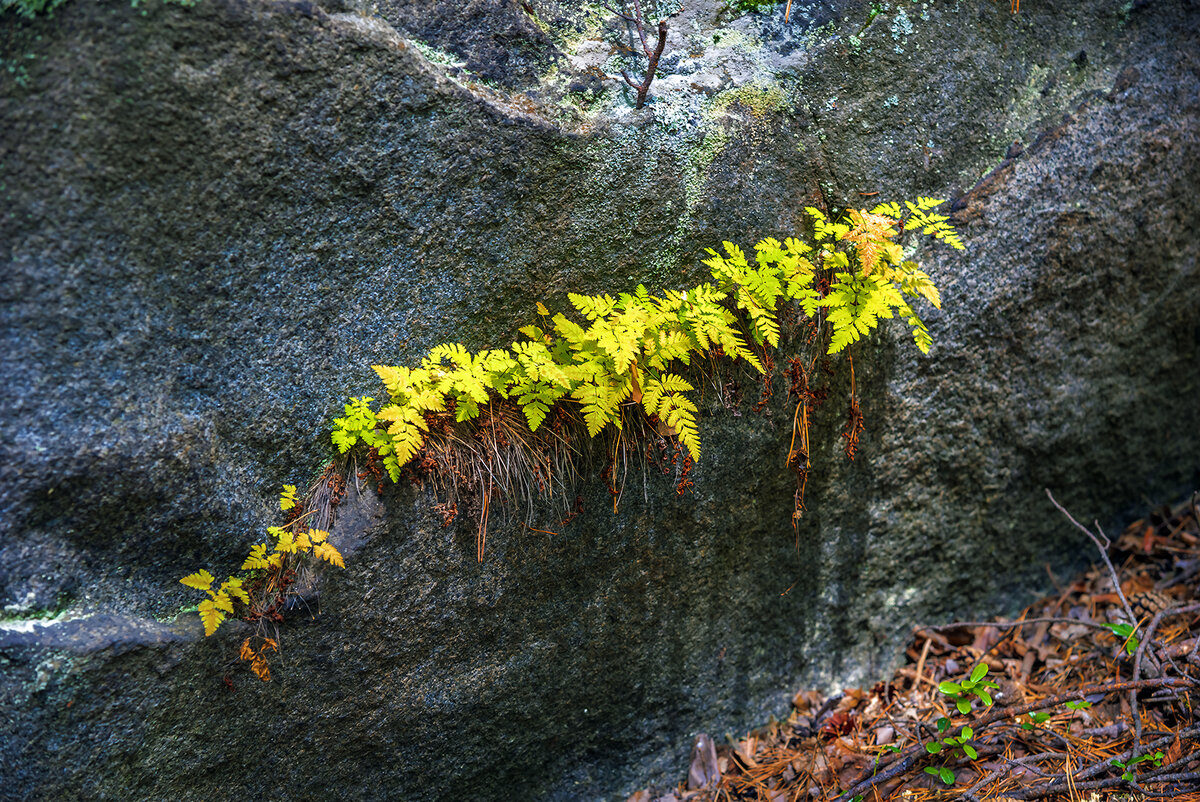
[425,342,473,370]
[314,541,345,568]
[308,528,329,544]
[372,364,409,399]
[381,449,405,485]
[661,395,701,460]
[331,397,379,453]
[575,379,621,437]
[198,598,225,636]
[657,374,694,394]
[582,404,610,437]
[641,373,693,418]
[827,324,859,354]
[521,398,549,431]
[809,208,850,242]
[551,313,587,345]
[755,236,785,264]
[242,544,271,570]
[722,241,748,266]
[210,589,234,615]
[902,266,942,309]
[279,484,297,511]
[378,403,428,467]
[221,577,250,607]
[844,209,899,274]
[568,292,616,321]
[274,529,299,553]
[180,569,215,591]
[784,236,812,257]
[331,428,356,453]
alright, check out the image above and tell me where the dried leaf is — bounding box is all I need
[250,656,271,682]
[239,638,254,661]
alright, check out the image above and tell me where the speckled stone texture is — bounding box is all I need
[0,0,1196,798]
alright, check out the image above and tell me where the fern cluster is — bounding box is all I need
[176,200,961,674]
[332,200,962,479]
[180,484,344,639]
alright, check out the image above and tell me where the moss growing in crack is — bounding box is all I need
[709,83,789,119]
[0,592,72,622]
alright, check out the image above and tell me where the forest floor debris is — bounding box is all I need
[628,491,1200,802]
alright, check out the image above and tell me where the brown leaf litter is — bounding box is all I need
[628,491,1200,802]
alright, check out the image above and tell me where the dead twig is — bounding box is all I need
[1045,489,1139,630]
[602,0,668,108]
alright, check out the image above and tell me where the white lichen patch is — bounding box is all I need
[890,9,914,53]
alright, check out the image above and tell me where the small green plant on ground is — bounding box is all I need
[923,717,977,785]
[1101,620,1140,654]
[1111,750,1164,781]
[1019,710,1051,730]
[938,662,998,714]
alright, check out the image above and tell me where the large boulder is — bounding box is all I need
[1,0,1196,798]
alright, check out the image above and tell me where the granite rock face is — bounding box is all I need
[1,0,1197,799]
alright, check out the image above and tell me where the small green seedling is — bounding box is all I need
[943,726,978,760]
[1101,622,1140,655]
[923,766,956,785]
[924,719,977,786]
[926,720,978,760]
[939,664,999,714]
[873,741,903,767]
[1020,711,1051,731]
[1111,750,1164,781]
[1065,699,1092,711]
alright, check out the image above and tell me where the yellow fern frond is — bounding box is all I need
[314,541,345,569]
[242,544,270,570]
[180,569,215,591]
[279,484,297,511]
[210,589,234,615]
[198,599,225,636]
[274,529,299,553]
[843,209,898,275]
[221,577,250,607]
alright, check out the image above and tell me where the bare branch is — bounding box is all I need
[1045,489,1138,627]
